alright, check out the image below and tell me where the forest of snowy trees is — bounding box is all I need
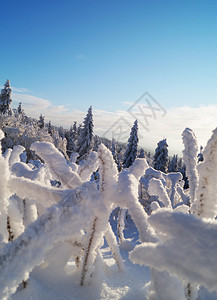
[0,80,188,178]
[0,80,216,300]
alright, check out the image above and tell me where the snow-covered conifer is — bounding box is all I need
[17,102,24,115]
[38,114,45,129]
[111,138,118,164]
[58,126,65,139]
[0,80,12,115]
[138,148,145,158]
[197,146,204,163]
[93,135,101,152]
[65,124,77,156]
[168,154,178,172]
[47,121,53,135]
[153,139,169,173]
[76,106,94,161]
[122,120,139,168]
[117,147,124,172]
[178,157,183,172]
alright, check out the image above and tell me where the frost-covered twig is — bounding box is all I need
[11,162,44,181]
[9,176,70,208]
[104,224,124,271]
[117,160,157,243]
[0,191,85,299]
[0,130,11,243]
[191,128,217,218]
[80,217,98,286]
[129,209,217,292]
[117,208,127,243]
[8,145,25,167]
[182,128,199,204]
[148,178,171,208]
[30,142,83,188]
[78,151,98,181]
[98,144,118,207]
[167,172,183,208]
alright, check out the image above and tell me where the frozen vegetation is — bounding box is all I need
[0,80,217,299]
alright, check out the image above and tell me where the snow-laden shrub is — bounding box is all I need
[140,167,189,214]
[1,127,217,300]
[0,137,157,298]
[130,127,217,299]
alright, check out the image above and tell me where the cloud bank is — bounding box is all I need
[12,91,217,155]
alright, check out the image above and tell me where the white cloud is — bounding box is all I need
[12,87,31,93]
[12,91,217,155]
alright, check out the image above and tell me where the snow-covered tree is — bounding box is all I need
[153,139,169,173]
[47,121,53,135]
[178,157,183,172]
[138,148,145,158]
[122,120,139,168]
[58,126,64,139]
[116,150,123,172]
[197,146,204,163]
[168,154,178,172]
[93,135,101,152]
[0,80,12,115]
[65,123,77,157]
[76,106,94,161]
[17,102,24,115]
[38,114,45,129]
[111,138,118,164]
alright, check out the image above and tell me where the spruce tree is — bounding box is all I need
[197,146,204,163]
[72,121,77,138]
[38,114,45,129]
[0,79,12,115]
[17,102,24,115]
[111,138,118,164]
[138,148,145,158]
[153,139,169,173]
[76,106,94,161]
[66,123,78,156]
[122,120,139,168]
[58,126,65,138]
[178,158,183,172]
[168,154,178,172]
[93,135,101,151]
[47,121,52,135]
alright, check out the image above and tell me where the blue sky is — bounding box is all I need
[1,0,217,153]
